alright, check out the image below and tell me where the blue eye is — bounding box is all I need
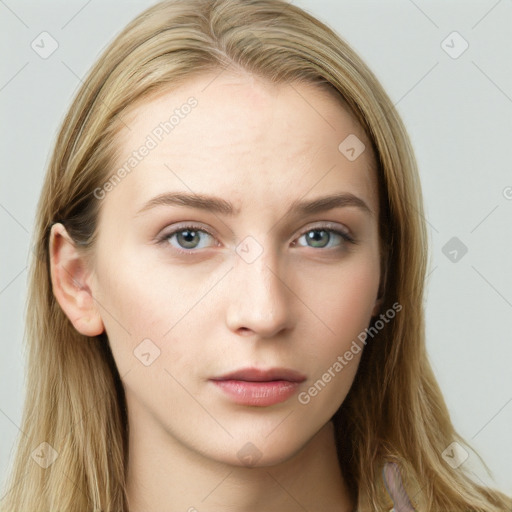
[158,223,355,255]
[161,225,215,251]
[295,227,354,249]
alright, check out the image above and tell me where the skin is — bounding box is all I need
[50,70,384,512]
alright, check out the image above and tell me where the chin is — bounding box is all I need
[213,433,311,469]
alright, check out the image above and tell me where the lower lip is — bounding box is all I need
[211,379,301,406]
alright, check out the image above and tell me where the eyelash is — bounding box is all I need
[156,223,356,256]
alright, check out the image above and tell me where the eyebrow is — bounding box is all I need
[135,191,373,217]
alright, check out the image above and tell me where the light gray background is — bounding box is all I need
[1,0,511,499]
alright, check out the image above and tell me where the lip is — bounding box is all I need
[212,367,307,383]
[210,367,306,407]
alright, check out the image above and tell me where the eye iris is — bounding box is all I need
[307,230,329,248]
[177,229,200,248]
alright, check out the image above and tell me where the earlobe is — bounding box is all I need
[49,223,104,337]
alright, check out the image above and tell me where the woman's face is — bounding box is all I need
[87,71,381,466]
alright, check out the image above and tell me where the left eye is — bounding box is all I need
[158,224,354,253]
[294,227,354,249]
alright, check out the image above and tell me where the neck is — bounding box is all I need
[125,406,354,512]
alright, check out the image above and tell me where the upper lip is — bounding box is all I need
[211,367,307,383]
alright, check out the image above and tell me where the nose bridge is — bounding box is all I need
[226,233,292,336]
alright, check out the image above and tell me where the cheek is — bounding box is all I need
[336,267,379,326]
[90,247,171,369]
[295,268,378,417]
[300,250,380,382]
[318,251,380,331]
[91,242,215,380]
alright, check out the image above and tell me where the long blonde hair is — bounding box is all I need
[2,1,510,510]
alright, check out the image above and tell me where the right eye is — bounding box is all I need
[157,224,217,254]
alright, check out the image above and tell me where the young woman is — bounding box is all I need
[2,1,510,511]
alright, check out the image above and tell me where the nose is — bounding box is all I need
[225,240,294,339]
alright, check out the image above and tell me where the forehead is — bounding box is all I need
[104,71,379,219]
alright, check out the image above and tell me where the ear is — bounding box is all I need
[49,223,104,337]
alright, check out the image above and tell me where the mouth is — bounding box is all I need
[209,367,306,407]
